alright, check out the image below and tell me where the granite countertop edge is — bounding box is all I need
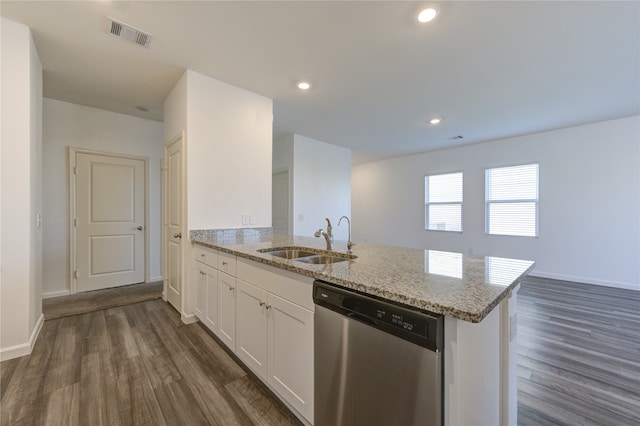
[190,229,535,323]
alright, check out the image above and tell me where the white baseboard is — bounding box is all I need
[149,276,163,283]
[529,271,639,291]
[181,313,199,324]
[0,313,44,361]
[42,289,71,299]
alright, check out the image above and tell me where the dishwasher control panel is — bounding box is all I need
[313,280,443,351]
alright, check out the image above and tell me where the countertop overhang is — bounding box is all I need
[190,229,535,323]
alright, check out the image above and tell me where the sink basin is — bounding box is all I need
[257,246,357,264]
[296,255,351,265]
[260,249,318,259]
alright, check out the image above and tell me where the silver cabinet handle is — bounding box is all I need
[137,226,143,231]
[259,301,265,307]
[173,233,182,239]
[201,254,205,258]
[265,305,271,310]
[222,261,228,266]
[229,287,234,291]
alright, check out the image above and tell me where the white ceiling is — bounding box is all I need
[2,1,639,164]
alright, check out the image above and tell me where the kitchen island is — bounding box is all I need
[190,228,535,426]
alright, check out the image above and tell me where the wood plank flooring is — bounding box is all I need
[2,277,639,425]
[517,276,640,425]
[1,299,300,426]
[42,282,163,320]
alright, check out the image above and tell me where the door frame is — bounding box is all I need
[272,167,293,234]
[163,131,187,312]
[68,147,150,294]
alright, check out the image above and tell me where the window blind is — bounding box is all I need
[425,172,463,232]
[485,164,539,237]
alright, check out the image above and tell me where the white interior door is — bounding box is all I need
[272,170,289,233]
[164,135,183,312]
[75,152,145,292]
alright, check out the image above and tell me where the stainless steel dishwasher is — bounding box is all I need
[314,280,444,426]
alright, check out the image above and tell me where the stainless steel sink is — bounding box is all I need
[257,246,357,264]
[257,247,321,259]
[261,249,318,259]
[296,255,351,265]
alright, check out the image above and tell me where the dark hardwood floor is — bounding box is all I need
[2,277,639,425]
[517,276,640,425]
[42,281,163,320]
[1,299,300,426]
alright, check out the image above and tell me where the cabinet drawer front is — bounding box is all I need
[194,245,218,268]
[218,252,237,276]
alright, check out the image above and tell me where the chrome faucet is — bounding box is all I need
[338,215,355,254]
[314,218,333,250]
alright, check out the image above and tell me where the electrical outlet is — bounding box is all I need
[249,215,256,225]
[241,214,250,225]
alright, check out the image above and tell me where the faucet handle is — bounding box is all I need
[314,229,323,238]
[325,218,332,235]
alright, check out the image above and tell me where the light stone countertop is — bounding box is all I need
[190,228,535,323]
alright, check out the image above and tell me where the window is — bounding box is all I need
[425,172,462,232]
[485,163,539,236]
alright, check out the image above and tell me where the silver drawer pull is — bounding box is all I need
[222,261,228,266]
[259,301,265,307]
[229,287,234,291]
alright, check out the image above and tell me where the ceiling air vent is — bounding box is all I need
[106,17,152,48]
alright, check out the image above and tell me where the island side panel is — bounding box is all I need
[444,305,501,426]
[501,286,519,426]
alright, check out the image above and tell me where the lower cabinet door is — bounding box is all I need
[218,272,237,352]
[194,265,206,320]
[267,293,314,422]
[204,267,218,332]
[236,280,268,378]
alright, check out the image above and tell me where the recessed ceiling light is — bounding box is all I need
[417,7,439,23]
[429,118,442,125]
[297,81,311,90]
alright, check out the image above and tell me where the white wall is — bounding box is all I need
[275,134,351,242]
[42,99,164,296]
[163,69,274,319]
[352,116,640,290]
[1,18,43,360]
[185,70,273,229]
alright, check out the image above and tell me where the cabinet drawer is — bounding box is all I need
[218,252,237,276]
[194,245,218,268]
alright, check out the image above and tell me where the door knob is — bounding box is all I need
[173,233,182,239]
[137,226,143,231]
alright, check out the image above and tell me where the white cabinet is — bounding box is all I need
[193,246,218,325]
[192,246,314,423]
[237,279,268,377]
[192,245,235,353]
[267,293,314,421]
[194,263,218,332]
[236,259,314,423]
[194,263,206,319]
[204,267,219,331]
[217,271,237,352]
